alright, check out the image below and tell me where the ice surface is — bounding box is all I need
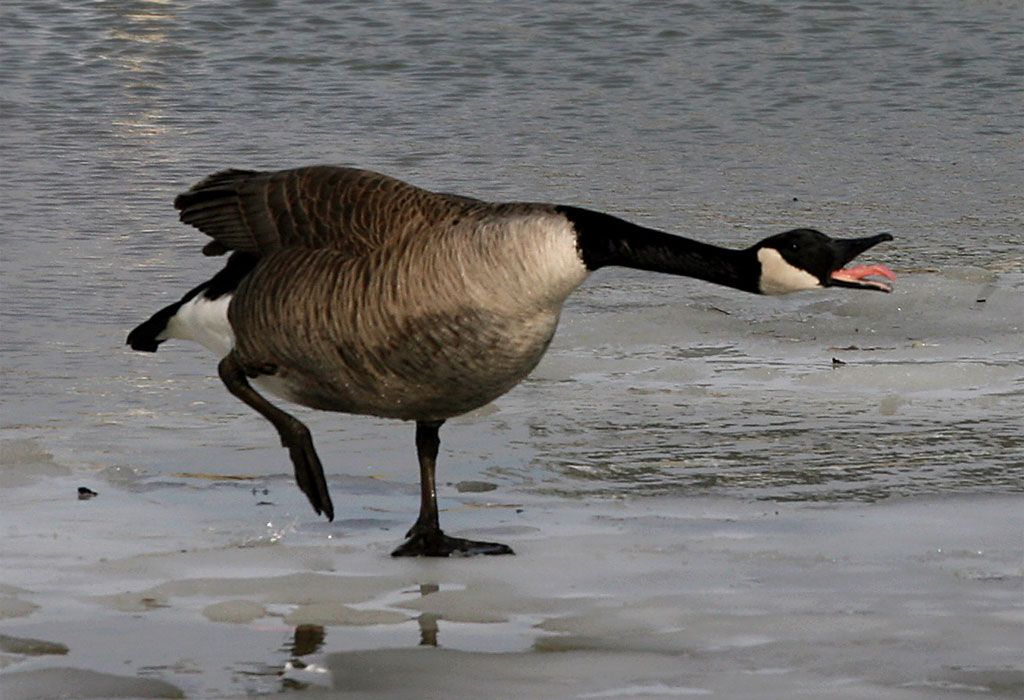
[0,667,184,699]
[1,455,1020,698]
[200,600,267,624]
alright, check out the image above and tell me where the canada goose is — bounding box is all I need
[128,166,895,557]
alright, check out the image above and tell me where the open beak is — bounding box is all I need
[828,233,896,292]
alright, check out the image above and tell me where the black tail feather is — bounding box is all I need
[126,253,259,353]
[127,299,187,352]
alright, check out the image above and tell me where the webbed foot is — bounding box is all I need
[391,525,514,557]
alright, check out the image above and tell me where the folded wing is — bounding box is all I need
[174,165,475,258]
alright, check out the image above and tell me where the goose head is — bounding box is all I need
[753,229,895,295]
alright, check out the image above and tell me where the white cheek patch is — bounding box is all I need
[757,248,822,295]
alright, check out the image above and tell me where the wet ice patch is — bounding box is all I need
[0,596,38,620]
[0,667,184,700]
[901,668,1024,696]
[0,634,68,657]
[201,599,267,624]
[580,684,713,697]
[454,480,498,493]
[283,603,408,626]
[0,439,70,488]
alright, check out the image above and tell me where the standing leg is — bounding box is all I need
[218,355,334,520]
[391,420,514,557]
[411,420,443,534]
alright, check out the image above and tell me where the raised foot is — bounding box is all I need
[391,528,514,558]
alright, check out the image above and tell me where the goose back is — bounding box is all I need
[175,166,483,257]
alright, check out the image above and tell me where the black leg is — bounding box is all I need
[217,355,334,521]
[391,420,514,557]
[411,420,442,535]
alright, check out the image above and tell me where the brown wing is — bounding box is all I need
[173,165,477,257]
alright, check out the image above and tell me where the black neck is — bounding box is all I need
[558,206,760,294]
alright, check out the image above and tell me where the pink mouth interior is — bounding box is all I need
[831,264,896,291]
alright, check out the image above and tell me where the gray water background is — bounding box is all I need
[1,1,1023,697]
[3,0,1021,499]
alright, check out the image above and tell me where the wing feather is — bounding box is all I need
[173,166,473,257]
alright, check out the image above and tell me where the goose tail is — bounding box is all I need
[126,252,259,354]
[127,300,187,352]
